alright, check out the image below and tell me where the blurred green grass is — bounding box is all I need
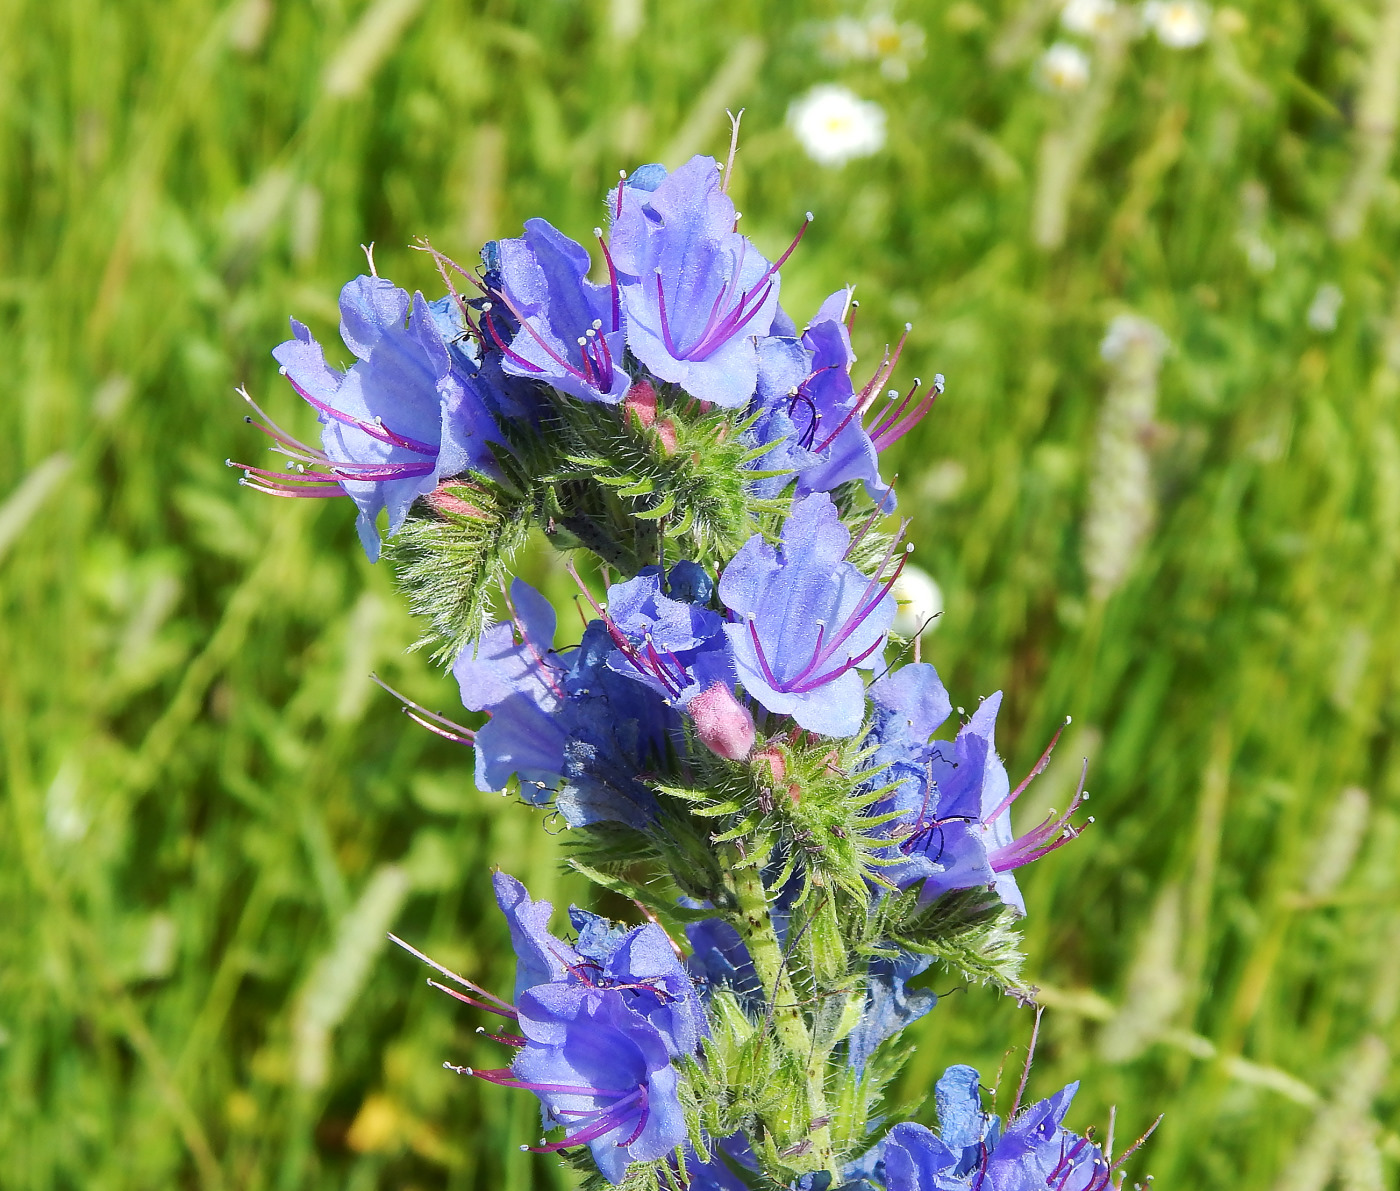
[2,0,1398,1187]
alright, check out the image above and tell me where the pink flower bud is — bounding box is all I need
[654,418,679,454]
[753,745,786,785]
[624,379,659,427]
[688,682,755,762]
[428,482,487,520]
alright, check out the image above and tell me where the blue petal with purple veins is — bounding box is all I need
[493,871,580,1000]
[609,156,791,408]
[512,988,687,1184]
[720,493,897,737]
[269,275,504,560]
[493,218,630,405]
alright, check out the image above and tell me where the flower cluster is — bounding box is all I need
[240,149,1147,1191]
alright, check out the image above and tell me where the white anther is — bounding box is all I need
[592,318,603,330]
[482,301,493,311]
[888,389,899,399]
[734,212,742,220]
[905,322,913,331]
[278,366,288,375]
[577,337,588,347]
[805,211,814,221]
[905,543,914,553]
[593,226,603,237]
[1087,815,1096,823]
[475,1026,485,1034]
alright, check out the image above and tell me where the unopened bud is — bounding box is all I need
[427,482,488,520]
[654,418,678,454]
[688,682,755,761]
[624,379,659,427]
[752,745,787,785]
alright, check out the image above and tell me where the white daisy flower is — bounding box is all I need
[1038,42,1092,93]
[788,85,887,167]
[864,14,927,80]
[1060,0,1118,36]
[1143,0,1211,48]
[818,13,926,81]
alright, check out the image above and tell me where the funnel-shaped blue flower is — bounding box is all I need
[492,871,706,1059]
[510,986,687,1184]
[252,276,503,560]
[608,156,801,408]
[453,581,676,827]
[720,493,900,737]
[490,218,630,405]
[867,686,1087,915]
[879,1066,1113,1191]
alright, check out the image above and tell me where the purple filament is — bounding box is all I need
[653,216,810,363]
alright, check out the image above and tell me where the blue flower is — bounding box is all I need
[493,871,707,1059]
[510,985,688,1183]
[473,872,703,1183]
[867,690,1087,915]
[847,951,937,1076]
[745,293,940,510]
[719,492,901,737]
[683,916,762,1009]
[244,276,503,561]
[878,1066,1114,1191]
[602,565,733,705]
[607,156,806,408]
[453,581,677,827]
[488,218,631,405]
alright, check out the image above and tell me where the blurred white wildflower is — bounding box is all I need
[819,11,926,80]
[1083,314,1170,602]
[1143,0,1211,48]
[1038,42,1092,93]
[788,85,887,166]
[1307,283,1345,333]
[891,564,943,638]
[1060,0,1118,37]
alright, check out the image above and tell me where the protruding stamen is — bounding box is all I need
[387,933,518,1017]
[371,674,475,746]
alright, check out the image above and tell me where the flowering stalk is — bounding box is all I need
[237,142,1154,1191]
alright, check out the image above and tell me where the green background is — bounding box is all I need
[2,0,1398,1187]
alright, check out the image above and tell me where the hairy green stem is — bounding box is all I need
[723,845,836,1177]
